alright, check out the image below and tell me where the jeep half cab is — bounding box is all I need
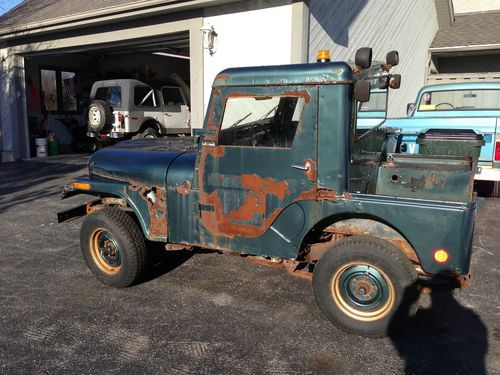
[87,76,190,143]
[59,49,477,337]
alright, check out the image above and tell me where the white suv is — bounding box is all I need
[87,79,190,140]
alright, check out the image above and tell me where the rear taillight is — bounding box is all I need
[495,141,500,161]
[118,114,125,124]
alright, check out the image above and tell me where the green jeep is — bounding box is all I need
[59,49,477,337]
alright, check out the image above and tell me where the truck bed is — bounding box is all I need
[350,152,474,202]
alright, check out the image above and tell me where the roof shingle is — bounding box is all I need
[431,11,500,48]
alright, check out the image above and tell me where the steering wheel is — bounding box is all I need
[435,102,455,109]
[251,122,276,147]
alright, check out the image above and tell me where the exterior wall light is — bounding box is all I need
[200,24,217,55]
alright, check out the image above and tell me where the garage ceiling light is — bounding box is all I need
[153,52,190,60]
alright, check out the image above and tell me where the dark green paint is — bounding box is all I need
[61,61,477,277]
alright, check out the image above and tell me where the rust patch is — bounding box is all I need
[175,180,192,196]
[304,159,317,183]
[146,187,168,239]
[200,174,289,238]
[215,73,231,81]
[297,187,318,201]
[317,188,337,200]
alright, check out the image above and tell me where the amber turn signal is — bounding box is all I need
[433,249,449,263]
[73,182,91,190]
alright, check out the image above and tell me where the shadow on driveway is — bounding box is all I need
[0,157,87,212]
[391,287,488,375]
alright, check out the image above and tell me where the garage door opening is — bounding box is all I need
[23,31,191,156]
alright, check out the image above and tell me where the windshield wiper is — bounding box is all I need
[259,105,279,120]
[229,112,252,128]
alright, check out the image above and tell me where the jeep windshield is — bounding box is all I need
[418,89,500,111]
[219,95,305,147]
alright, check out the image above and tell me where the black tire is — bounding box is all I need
[312,235,419,337]
[80,208,146,288]
[87,100,113,133]
[87,138,102,153]
[138,126,160,139]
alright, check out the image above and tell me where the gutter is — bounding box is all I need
[430,43,500,53]
[0,0,240,41]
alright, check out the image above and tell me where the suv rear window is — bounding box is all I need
[134,85,158,107]
[95,87,121,107]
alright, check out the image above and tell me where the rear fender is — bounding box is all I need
[308,218,420,265]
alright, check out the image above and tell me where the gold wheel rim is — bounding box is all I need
[331,262,395,322]
[89,228,122,275]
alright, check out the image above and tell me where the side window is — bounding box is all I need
[162,87,185,105]
[134,85,157,107]
[95,87,121,107]
[219,95,305,148]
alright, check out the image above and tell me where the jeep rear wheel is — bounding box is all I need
[312,236,419,337]
[88,100,113,132]
[81,208,146,287]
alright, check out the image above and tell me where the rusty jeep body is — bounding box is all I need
[59,49,477,337]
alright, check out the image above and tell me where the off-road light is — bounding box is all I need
[433,249,449,264]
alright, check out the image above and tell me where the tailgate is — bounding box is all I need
[389,117,497,162]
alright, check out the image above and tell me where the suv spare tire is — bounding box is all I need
[88,100,113,133]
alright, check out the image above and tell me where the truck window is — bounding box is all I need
[219,95,305,148]
[134,85,157,107]
[95,87,121,107]
[162,87,184,105]
[418,89,500,111]
[358,91,387,112]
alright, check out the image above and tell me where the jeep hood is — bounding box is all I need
[89,139,193,186]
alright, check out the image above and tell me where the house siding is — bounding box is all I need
[308,0,439,116]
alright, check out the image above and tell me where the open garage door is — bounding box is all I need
[22,31,192,156]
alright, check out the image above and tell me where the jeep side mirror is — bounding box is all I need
[407,103,415,116]
[386,50,399,67]
[355,80,371,102]
[389,74,401,89]
[355,47,372,69]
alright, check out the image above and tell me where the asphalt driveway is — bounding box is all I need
[0,154,498,374]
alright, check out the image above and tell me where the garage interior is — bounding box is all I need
[23,31,191,156]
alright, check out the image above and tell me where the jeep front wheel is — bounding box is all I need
[80,208,146,287]
[312,236,419,337]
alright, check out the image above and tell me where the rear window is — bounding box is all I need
[162,87,184,105]
[134,85,158,107]
[95,86,121,107]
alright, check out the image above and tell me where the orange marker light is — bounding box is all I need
[317,50,331,62]
[433,249,449,263]
[73,182,91,190]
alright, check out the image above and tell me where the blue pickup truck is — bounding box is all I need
[362,82,500,186]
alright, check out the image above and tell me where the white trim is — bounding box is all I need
[475,166,500,182]
[0,0,241,40]
[430,44,500,53]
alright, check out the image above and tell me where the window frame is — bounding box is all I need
[217,93,307,149]
[39,66,79,114]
